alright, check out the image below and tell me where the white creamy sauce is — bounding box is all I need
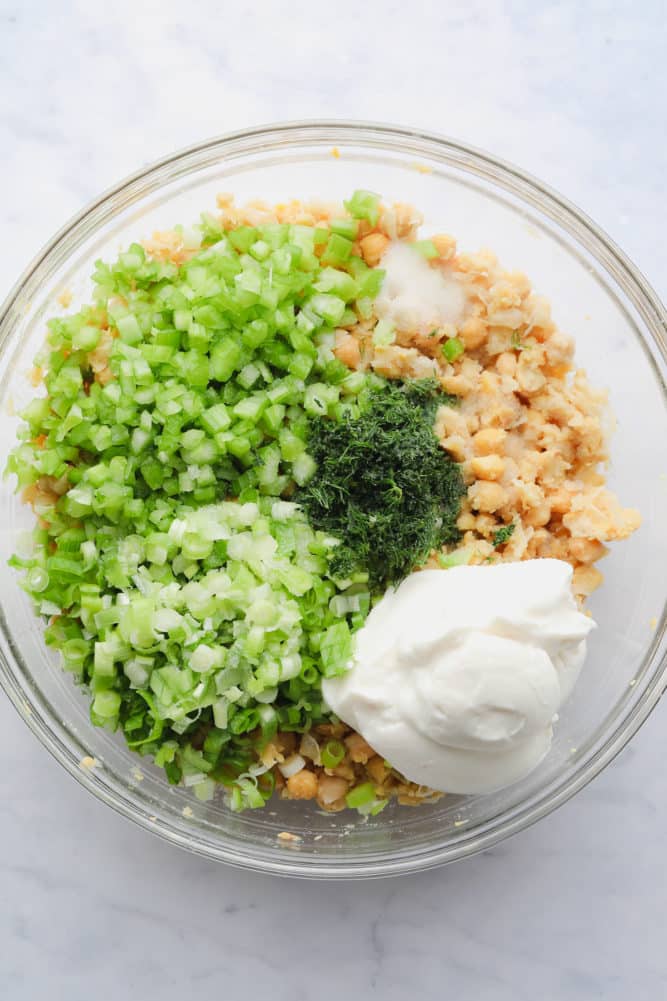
[375,242,466,333]
[323,560,595,794]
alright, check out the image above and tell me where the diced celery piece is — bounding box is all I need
[329,218,359,240]
[323,233,354,267]
[442,337,465,362]
[344,190,381,226]
[372,319,395,346]
[412,239,438,259]
[210,339,241,381]
[72,325,101,351]
[309,293,346,327]
[233,395,266,422]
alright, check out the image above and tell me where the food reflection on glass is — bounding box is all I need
[8,189,640,817]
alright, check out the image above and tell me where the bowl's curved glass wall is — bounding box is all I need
[0,124,665,876]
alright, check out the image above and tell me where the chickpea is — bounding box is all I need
[440,374,473,396]
[471,539,494,562]
[394,202,422,237]
[474,514,497,536]
[572,566,604,597]
[334,331,361,370]
[437,406,468,439]
[469,480,506,513]
[314,721,348,740]
[507,270,531,297]
[366,756,389,785]
[568,538,608,563]
[526,527,550,558]
[496,352,517,377]
[431,233,456,260]
[259,741,282,768]
[549,488,573,515]
[397,793,426,807]
[456,511,476,531]
[473,428,506,456]
[320,797,347,813]
[523,502,552,528]
[344,732,375,764]
[459,316,487,351]
[286,769,318,800]
[516,357,546,394]
[441,435,467,463]
[470,454,505,481]
[479,370,500,395]
[359,233,390,266]
[329,762,356,781]
[317,775,349,809]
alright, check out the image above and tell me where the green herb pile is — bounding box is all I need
[298,380,465,589]
[8,190,466,810]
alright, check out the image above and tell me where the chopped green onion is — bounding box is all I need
[319,621,353,677]
[8,191,400,813]
[321,739,345,768]
[345,781,376,809]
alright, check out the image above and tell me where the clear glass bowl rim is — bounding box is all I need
[1,120,666,878]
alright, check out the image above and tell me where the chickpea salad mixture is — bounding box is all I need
[9,190,640,816]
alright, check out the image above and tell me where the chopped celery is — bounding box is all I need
[322,233,353,267]
[329,217,359,240]
[344,190,381,226]
[442,337,465,362]
[412,239,438,259]
[372,318,395,346]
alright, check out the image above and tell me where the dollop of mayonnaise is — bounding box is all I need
[323,560,595,794]
[375,242,466,333]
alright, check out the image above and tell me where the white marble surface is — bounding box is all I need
[1,2,666,997]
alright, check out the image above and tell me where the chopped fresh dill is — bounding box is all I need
[297,380,466,590]
[492,522,516,547]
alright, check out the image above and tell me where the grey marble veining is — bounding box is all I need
[1,2,666,998]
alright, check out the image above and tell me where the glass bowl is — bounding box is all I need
[0,122,665,879]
